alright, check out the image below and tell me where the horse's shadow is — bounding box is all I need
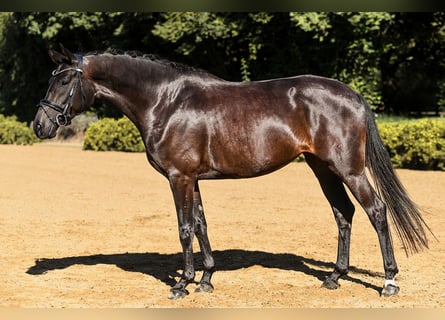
[26,249,382,293]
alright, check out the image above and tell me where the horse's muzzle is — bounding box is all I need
[33,117,58,139]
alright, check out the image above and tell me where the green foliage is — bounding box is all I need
[290,12,332,42]
[290,12,395,107]
[153,12,237,50]
[153,12,274,81]
[83,117,145,152]
[0,114,39,145]
[377,118,445,170]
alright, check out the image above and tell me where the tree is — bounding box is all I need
[289,12,395,107]
[379,12,445,114]
[152,12,278,81]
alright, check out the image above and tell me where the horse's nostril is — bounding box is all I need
[34,122,43,137]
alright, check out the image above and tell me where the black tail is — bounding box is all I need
[363,97,433,255]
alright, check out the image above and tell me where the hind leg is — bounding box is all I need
[342,172,400,297]
[306,154,355,289]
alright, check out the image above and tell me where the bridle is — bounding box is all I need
[38,54,84,126]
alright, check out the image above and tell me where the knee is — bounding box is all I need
[179,224,194,241]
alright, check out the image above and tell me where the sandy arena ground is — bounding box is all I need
[0,143,443,308]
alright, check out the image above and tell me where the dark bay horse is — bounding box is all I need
[34,45,431,299]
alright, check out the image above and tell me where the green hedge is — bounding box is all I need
[83,116,445,170]
[83,117,145,152]
[0,114,39,145]
[377,118,445,170]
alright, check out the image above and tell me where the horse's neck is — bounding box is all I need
[85,54,172,125]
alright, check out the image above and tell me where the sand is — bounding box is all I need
[0,143,443,307]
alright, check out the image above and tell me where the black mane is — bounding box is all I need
[85,49,220,79]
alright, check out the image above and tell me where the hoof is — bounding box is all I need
[381,284,400,297]
[195,282,214,293]
[168,288,189,300]
[322,278,340,290]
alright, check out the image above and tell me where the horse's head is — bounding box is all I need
[34,45,95,139]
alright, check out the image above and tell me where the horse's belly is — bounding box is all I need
[203,128,306,179]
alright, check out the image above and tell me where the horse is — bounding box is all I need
[33,45,432,299]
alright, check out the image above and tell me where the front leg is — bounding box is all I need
[168,174,197,300]
[193,182,215,293]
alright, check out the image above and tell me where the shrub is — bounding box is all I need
[83,116,145,152]
[377,119,445,170]
[0,114,39,145]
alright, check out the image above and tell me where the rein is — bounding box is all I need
[38,54,84,126]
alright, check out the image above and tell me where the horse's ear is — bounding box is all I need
[59,43,76,63]
[48,49,66,65]
[48,44,75,65]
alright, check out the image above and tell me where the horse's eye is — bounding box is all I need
[61,77,70,86]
